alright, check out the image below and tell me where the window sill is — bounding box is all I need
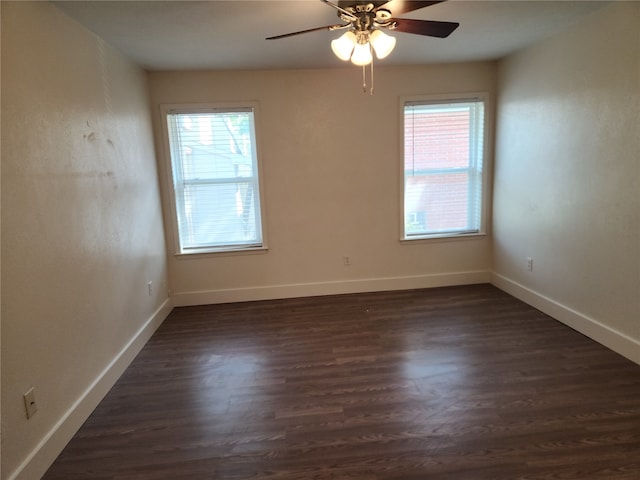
[174,246,268,259]
[401,232,487,245]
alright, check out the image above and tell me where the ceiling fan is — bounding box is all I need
[266,1,459,65]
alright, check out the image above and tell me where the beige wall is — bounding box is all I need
[493,2,640,362]
[149,63,496,305]
[1,2,170,479]
[4,1,637,479]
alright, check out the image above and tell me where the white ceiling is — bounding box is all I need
[53,0,609,71]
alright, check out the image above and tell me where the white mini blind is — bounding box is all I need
[403,98,485,238]
[166,108,263,252]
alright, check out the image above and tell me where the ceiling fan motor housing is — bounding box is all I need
[339,4,395,31]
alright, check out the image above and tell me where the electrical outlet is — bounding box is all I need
[24,387,38,419]
[147,281,153,296]
[343,255,351,266]
[527,257,533,272]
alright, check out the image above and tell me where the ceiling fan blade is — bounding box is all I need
[392,18,459,38]
[376,1,445,15]
[266,25,345,40]
[322,0,358,21]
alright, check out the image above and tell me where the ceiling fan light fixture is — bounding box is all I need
[350,41,373,66]
[369,29,396,59]
[331,30,357,61]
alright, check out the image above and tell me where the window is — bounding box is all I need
[401,95,487,240]
[162,104,266,254]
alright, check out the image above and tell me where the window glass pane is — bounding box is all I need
[178,182,259,249]
[166,107,263,253]
[403,99,485,238]
[405,171,470,234]
[174,112,255,180]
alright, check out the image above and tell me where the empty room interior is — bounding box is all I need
[1,1,639,479]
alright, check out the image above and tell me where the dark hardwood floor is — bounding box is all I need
[43,284,640,479]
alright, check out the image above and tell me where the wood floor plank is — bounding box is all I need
[42,284,640,479]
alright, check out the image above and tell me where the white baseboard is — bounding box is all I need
[9,298,174,480]
[172,270,492,307]
[491,273,640,365]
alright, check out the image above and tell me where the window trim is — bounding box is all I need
[399,92,490,242]
[159,102,268,256]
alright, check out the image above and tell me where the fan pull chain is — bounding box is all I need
[369,56,374,95]
[360,48,374,95]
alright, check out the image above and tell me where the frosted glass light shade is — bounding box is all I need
[351,42,372,66]
[370,30,396,59]
[331,31,357,61]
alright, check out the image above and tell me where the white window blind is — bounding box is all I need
[402,98,485,239]
[165,107,264,253]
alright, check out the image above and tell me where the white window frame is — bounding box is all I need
[400,92,489,242]
[160,102,268,256]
